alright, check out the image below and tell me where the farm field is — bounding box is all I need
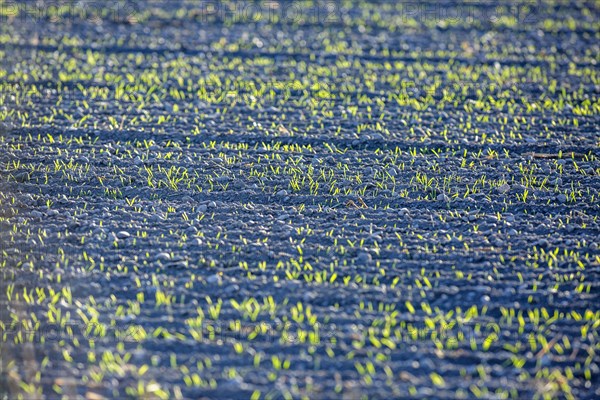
[1,1,599,399]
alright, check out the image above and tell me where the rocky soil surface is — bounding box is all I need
[1,1,599,399]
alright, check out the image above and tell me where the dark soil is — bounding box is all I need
[1,1,599,399]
